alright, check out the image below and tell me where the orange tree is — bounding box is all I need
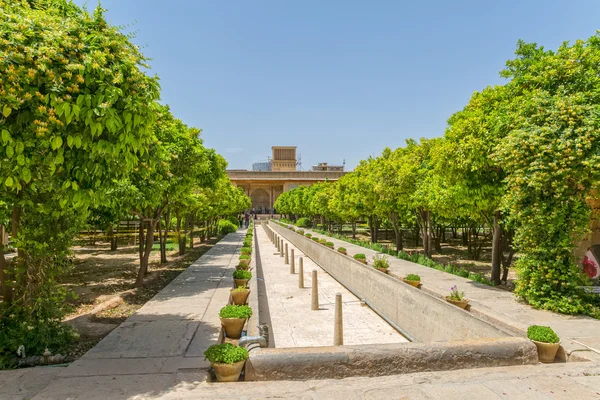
[496,36,600,315]
[0,0,159,365]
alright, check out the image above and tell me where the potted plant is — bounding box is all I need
[325,241,334,249]
[204,343,249,382]
[296,229,305,235]
[353,253,367,264]
[219,304,252,339]
[233,269,252,287]
[372,254,389,273]
[238,254,251,267]
[311,237,320,242]
[230,286,251,305]
[337,247,347,255]
[402,274,421,288]
[240,247,252,256]
[319,238,327,245]
[527,325,560,363]
[305,233,312,239]
[235,262,249,271]
[445,285,469,309]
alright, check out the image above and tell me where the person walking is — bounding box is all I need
[244,211,250,228]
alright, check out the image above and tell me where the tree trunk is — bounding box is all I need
[109,226,117,251]
[351,222,356,239]
[136,219,156,286]
[491,210,502,285]
[390,213,403,252]
[462,226,468,246]
[158,219,167,263]
[138,220,145,262]
[189,215,195,249]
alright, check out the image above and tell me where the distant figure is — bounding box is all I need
[244,212,250,228]
[238,213,243,228]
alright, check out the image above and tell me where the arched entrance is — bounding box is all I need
[250,188,270,212]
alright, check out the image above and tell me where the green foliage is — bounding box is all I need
[405,274,421,281]
[311,237,320,242]
[232,286,249,292]
[204,343,249,364]
[325,241,334,248]
[296,229,305,235]
[305,233,312,238]
[318,238,327,244]
[217,219,238,235]
[338,247,347,253]
[527,325,560,343]
[372,254,389,269]
[219,305,252,319]
[232,270,252,280]
[239,254,250,260]
[240,247,252,255]
[227,215,239,225]
[353,253,366,260]
[295,218,312,228]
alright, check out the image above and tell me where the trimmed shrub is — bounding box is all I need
[337,247,347,254]
[527,325,560,343]
[204,343,248,364]
[318,238,327,244]
[295,217,312,228]
[325,242,334,249]
[227,215,239,226]
[305,233,312,238]
[296,229,305,235]
[311,237,320,242]
[219,304,253,319]
[218,219,238,235]
[233,270,252,280]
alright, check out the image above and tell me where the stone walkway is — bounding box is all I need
[257,225,407,347]
[293,224,600,357]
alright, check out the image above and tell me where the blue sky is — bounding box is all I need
[74,0,600,171]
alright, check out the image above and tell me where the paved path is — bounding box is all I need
[257,225,407,347]
[293,224,600,357]
[0,231,243,400]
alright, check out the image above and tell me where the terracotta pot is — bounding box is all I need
[337,250,347,255]
[235,263,249,271]
[230,289,250,305]
[234,278,249,288]
[211,360,246,382]
[375,267,388,274]
[220,317,247,339]
[238,259,250,267]
[403,278,421,288]
[445,296,469,309]
[355,258,367,264]
[532,340,560,363]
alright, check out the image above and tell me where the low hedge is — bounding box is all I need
[295,217,312,228]
[218,219,238,235]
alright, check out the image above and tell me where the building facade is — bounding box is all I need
[227,146,345,212]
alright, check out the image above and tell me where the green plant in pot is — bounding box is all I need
[527,325,560,363]
[240,247,252,256]
[296,229,305,235]
[445,285,469,309]
[233,269,252,288]
[204,343,249,382]
[325,241,334,249]
[311,237,320,242]
[239,254,251,267]
[353,253,367,264]
[403,274,421,288]
[230,286,251,305]
[337,247,347,255]
[305,233,312,239]
[318,238,327,245]
[372,254,389,273]
[219,304,253,339]
[235,262,249,271]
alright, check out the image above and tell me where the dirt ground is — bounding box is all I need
[60,235,221,360]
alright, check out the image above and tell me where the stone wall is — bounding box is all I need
[269,221,513,342]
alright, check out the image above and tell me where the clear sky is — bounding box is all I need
[74,0,600,171]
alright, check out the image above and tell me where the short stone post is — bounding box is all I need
[276,235,280,251]
[285,243,289,264]
[280,239,284,257]
[298,258,304,288]
[334,293,343,346]
[290,249,295,274]
[311,270,319,310]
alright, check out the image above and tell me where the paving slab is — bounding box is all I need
[257,225,408,347]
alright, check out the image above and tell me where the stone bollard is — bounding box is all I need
[285,243,289,264]
[290,249,295,274]
[298,258,304,288]
[311,270,319,310]
[276,235,280,251]
[280,239,284,257]
[334,293,343,346]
